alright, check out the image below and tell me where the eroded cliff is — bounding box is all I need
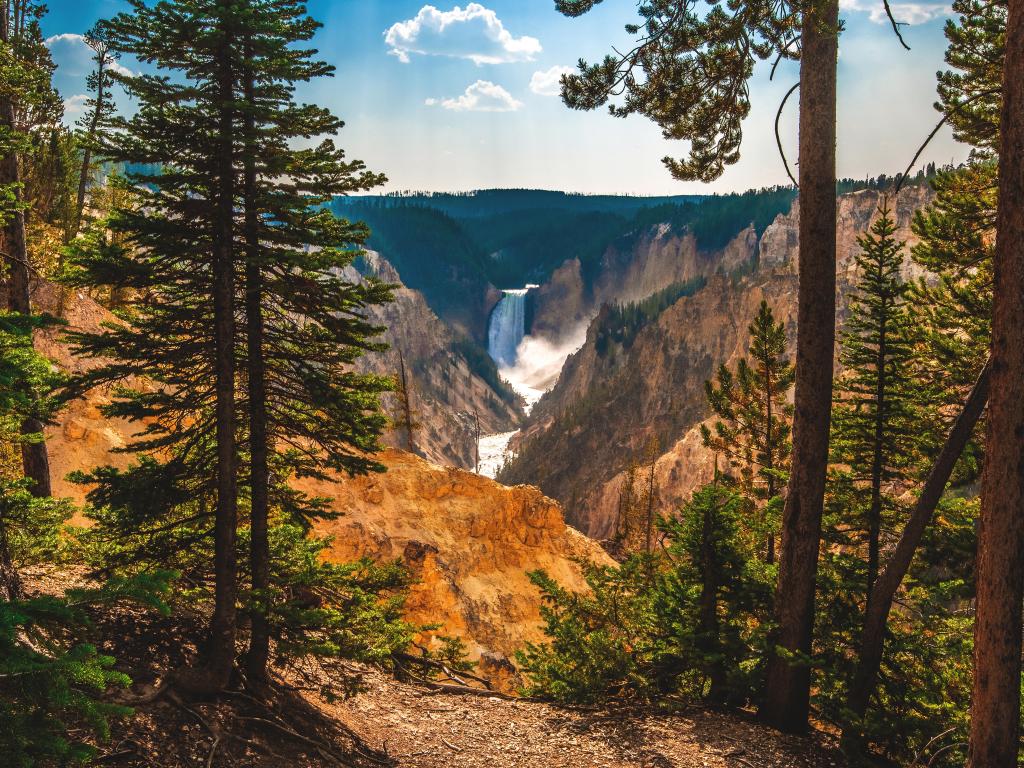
[501,186,933,537]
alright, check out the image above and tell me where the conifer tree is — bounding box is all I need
[0,0,58,496]
[831,202,917,601]
[702,300,793,564]
[68,0,394,691]
[968,0,1024,759]
[552,2,840,728]
[232,0,391,683]
[72,31,119,239]
[67,0,247,691]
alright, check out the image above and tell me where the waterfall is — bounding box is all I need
[487,289,529,368]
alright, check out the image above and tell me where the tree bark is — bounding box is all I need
[843,358,990,746]
[1,4,51,498]
[967,0,1024,760]
[204,0,239,688]
[242,52,271,686]
[759,0,838,733]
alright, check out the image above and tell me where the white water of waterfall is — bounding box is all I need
[487,289,528,368]
[478,288,585,479]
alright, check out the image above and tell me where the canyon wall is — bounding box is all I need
[351,253,522,469]
[501,186,933,537]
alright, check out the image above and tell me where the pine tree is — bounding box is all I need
[968,0,1024,759]
[67,0,394,691]
[661,482,750,703]
[66,0,247,691]
[232,0,391,682]
[702,300,793,564]
[554,1,840,728]
[72,30,119,239]
[831,202,917,602]
[0,0,59,496]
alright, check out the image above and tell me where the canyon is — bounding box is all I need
[30,182,937,694]
[490,185,933,537]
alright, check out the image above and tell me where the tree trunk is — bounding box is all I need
[204,1,239,688]
[843,358,990,747]
[700,495,726,702]
[760,0,838,733]
[765,367,776,566]
[867,323,887,605]
[1,8,51,499]
[967,0,1024,760]
[242,54,271,686]
[0,511,21,601]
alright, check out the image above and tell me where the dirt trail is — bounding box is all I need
[322,667,846,768]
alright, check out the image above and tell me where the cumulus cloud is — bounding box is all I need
[529,65,574,96]
[840,0,950,24]
[45,32,86,46]
[426,79,523,112]
[385,3,541,65]
[63,94,88,115]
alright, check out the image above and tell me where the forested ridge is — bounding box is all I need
[0,0,1022,767]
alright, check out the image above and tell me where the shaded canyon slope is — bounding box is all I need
[348,251,523,469]
[500,186,933,538]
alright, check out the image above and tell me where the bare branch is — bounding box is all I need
[775,81,800,187]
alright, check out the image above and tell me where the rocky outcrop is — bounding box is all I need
[300,450,611,686]
[502,186,934,537]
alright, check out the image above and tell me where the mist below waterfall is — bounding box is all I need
[497,326,587,411]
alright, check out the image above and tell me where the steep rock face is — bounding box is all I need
[503,187,934,537]
[301,450,611,685]
[530,225,759,342]
[352,253,523,469]
[504,270,798,538]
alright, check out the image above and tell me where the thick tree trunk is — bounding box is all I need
[843,358,990,746]
[967,0,1024,761]
[242,56,271,685]
[204,2,239,688]
[759,0,838,734]
[1,10,51,499]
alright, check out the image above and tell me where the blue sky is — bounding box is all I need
[43,0,968,195]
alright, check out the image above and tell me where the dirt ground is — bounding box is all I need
[319,667,847,768]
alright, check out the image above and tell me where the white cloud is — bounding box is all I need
[63,94,88,115]
[426,79,523,112]
[45,32,86,47]
[840,0,950,24]
[385,3,541,65]
[529,65,574,96]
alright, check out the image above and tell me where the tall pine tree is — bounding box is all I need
[831,202,917,602]
[702,300,793,564]
[233,0,391,683]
